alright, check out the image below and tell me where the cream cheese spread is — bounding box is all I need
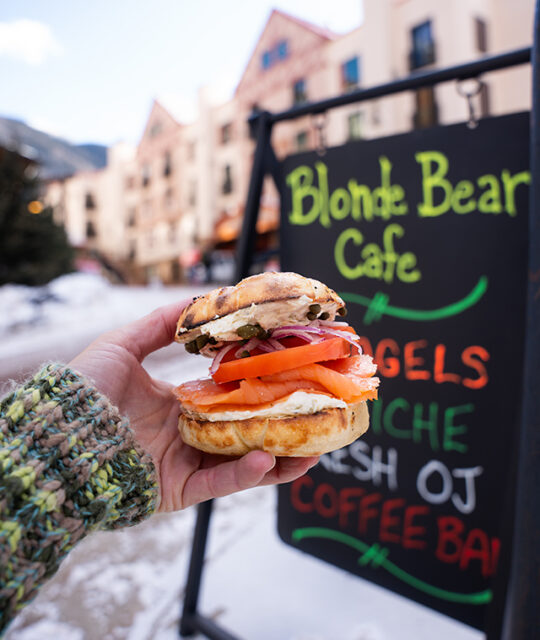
[184,391,347,422]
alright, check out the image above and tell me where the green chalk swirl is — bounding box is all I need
[340,276,488,324]
[292,527,492,605]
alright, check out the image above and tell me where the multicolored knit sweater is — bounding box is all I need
[0,364,159,635]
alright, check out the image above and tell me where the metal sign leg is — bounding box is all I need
[500,2,540,637]
[234,111,273,282]
[179,114,273,640]
[180,499,242,639]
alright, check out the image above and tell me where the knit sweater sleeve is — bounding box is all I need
[0,363,159,634]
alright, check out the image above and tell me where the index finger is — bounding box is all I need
[111,299,192,361]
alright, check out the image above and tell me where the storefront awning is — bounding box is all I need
[214,204,279,243]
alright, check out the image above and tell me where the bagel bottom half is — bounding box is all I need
[178,401,369,457]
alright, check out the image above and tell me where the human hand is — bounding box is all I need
[69,301,319,512]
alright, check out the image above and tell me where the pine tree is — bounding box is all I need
[0,148,74,285]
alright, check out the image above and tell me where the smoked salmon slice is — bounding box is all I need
[324,353,378,377]
[175,377,328,407]
[174,354,379,412]
[261,355,379,402]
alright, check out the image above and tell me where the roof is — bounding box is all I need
[234,8,338,96]
[154,96,197,126]
[136,99,183,152]
[271,8,337,41]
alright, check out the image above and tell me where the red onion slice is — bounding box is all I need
[271,325,326,342]
[273,321,361,349]
[256,340,275,353]
[267,338,286,350]
[318,319,351,328]
[209,343,236,375]
[234,338,260,357]
[274,324,325,334]
[319,327,362,348]
[271,329,323,343]
[256,338,288,353]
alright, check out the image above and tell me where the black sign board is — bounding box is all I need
[277,113,530,631]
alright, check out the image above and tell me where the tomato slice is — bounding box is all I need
[212,336,354,383]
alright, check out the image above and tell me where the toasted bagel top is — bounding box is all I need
[175,271,345,344]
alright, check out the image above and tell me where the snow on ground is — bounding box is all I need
[0,273,213,387]
[1,276,484,640]
[1,273,116,337]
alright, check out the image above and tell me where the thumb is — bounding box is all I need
[107,299,191,362]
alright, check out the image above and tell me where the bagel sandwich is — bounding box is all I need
[173,271,379,457]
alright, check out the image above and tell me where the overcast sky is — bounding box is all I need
[0,1,363,146]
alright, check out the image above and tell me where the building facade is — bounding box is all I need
[43,0,534,284]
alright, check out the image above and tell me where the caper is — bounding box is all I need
[337,306,348,317]
[196,334,209,350]
[185,339,199,354]
[307,312,318,321]
[208,336,217,345]
[236,324,263,338]
[319,312,330,320]
[309,303,321,315]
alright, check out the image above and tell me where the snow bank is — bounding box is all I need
[0,277,212,381]
[0,273,110,336]
[47,272,111,306]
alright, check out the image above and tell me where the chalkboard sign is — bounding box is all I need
[277,112,530,631]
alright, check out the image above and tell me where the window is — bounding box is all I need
[222,165,233,194]
[221,123,233,145]
[347,112,363,141]
[277,40,288,60]
[149,121,162,138]
[86,221,97,238]
[413,87,439,129]
[261,50,272,69]
[296,131,308,151]
[410,21,436,70]
[125,175,135,190]
[475,17,488,53]
[261,40,289,70]
[342,57,360,90]
[189,181,197,207]
[168,222,177,243]
[141,163,151,187]
[293,79,307,105]
[127,207,136,227]
[171,259,181,282]
[164,187,175,210]
[128,241,136,262]
[163,151,172,177]
[85,192,96,210]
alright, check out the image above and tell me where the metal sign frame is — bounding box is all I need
[179,15,538,639]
